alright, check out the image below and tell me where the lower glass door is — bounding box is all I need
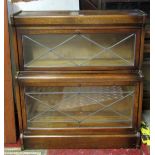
[24,86,135,128]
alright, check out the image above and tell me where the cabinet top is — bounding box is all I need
[12,10,146,26]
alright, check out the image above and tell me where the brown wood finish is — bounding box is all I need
[15,28,142,71]
[14,77,23,134]
[139,26,145,69]
[12,10,145,149]
[12,26,20,71]
[4,0,16,144]
[17,72,142,148]
[12,11,145,72]
[137,80,144,128]
[24,127,137,135]
[17,72,142,84]
[12,10,146,26]
[23,133,140,149]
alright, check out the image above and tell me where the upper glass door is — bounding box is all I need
[22,32,136,69]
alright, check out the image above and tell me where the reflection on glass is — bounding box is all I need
[22,33,136,68]
[25,86,135,128]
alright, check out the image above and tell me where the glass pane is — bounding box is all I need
[25,86,135,128]
[22,33,136,68]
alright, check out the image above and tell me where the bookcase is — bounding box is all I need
[12,10,146,149]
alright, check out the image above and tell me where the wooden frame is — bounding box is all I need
[15,28,141,71]
[16,72,143,149]
[12,10,146,26]
[12,10,145,149]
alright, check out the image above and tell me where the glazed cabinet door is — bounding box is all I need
[25,85,136,129]
[16,29,141,71]
[17,73,142,133]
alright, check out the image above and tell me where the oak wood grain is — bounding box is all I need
[12,10,145,149]
[12,10,146,26]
